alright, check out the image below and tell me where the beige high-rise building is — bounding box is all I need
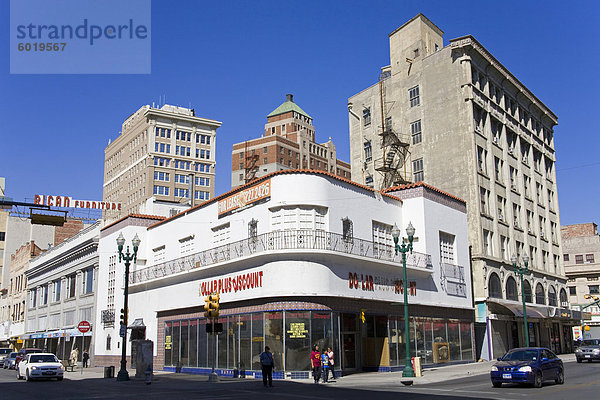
[348,14,574,359]
[103,104,222,220]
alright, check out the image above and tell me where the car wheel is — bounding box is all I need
[577,358,582,363]
[555,368,564,385]
[533,371,542,388]
[492,381,502,388]
[25,370,30,382]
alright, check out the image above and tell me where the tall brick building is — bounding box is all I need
[231,94,350,188]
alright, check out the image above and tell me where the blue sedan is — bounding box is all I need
[490,347,564,388]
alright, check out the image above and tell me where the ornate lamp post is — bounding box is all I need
[511,254,530,347]
[391,222,416,378]
[116,232,141,382]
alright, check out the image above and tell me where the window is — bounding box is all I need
[153,185,169,196]
[106,335,112,351]
[67,274,76,298]
[473,106,485,132]
[248,219,258,240]
[523,280,533,303]
[548,286,557,306]
[590,285,600,295]
[439,232,455,264]
[153,246,166,263]
[174,188,189,198]
[489,273,502,298]
[480,187,489,215]
[364,140,372,161]
[412,158,424,182]
[500,235,508,260]
[372,221,393,254]
[483,229,493,256]
[497,196,506,221]
[575,255,584,264]
[29,289,37,308]
[212,223,231,246]
[179,235,195,255]
[494,157,503,183]
[154,171,169,182]
[411,120,422,144]
[363,108,371,126]
[342,218,353,241]
[506,277,518,301]
[0,232,5,241]
[194,191,209,200]
[82,268,94,295]
[409,85,420,107]
[476,146,487,173]
[535,283,545,305]
[564,254,569,262]
[586,254,595,263]
[365,176,373,186]
[52,279,61,302]
[569,286,576,296]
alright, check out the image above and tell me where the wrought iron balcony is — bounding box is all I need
[101,309,115,324]
[131,229,433,284]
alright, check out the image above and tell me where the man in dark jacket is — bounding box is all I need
[259,346,274,387]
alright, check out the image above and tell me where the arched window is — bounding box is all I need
[506,277,518,301]
[548,286,557,306]
[489,273,502,299]
[559,288,568,307]
[524,280,533,303]
[535,283,546,305]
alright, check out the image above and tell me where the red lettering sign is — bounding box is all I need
[33,195,121,210]
[200,271,264,296]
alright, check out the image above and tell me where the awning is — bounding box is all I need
[488,300,548,319]
[128,318,145,329]
[24,329,87,339]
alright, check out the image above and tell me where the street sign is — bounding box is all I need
[77,320,91,333]
[119,325,127,338]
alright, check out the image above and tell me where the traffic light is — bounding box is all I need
[204,292,220,319]
[119,308,126,326]
[360,309,366,324]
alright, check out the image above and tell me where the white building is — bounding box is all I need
[24,222,101,363]
[94,171,473,375]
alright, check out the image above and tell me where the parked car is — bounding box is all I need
[15,348,42,368]
[0,348,12,364]
[575,339,600,363]
[490,347,564,388]
[16,353,64,381]
[3,352,17,369]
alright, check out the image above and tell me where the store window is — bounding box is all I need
[251,313,264,370]
[239,314,252,371]
[265,312,283,370]
[197,319,207,368]
[285,312,311,371]
[447,321,460,361]
[164,322,172,367]
[489,273,502,298]
[506,277,518,301]
[311,312,333,358]
[217,316,228,369]
[535,283,546,305]
[460,322,473,360]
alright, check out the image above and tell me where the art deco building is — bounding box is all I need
[103,104,222,220]
[230,94,350,188]
[348,14,574,359]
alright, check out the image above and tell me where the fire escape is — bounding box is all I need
[374,72,411,190]
[244,141,259,184]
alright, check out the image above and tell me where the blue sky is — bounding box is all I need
[1,0,598,225]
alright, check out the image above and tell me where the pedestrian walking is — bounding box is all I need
[321,349,329,383]
[70,347,79,368]
[327,347,336,380]
[310,345,321,383]
[259,346,274,388]
[82,349,90,368]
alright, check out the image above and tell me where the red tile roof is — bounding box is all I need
[148,169,402,230]
[383,181,466,204]
[101,214,166,232]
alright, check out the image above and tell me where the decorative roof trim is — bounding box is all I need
[384,181,466,204]
[149,169,402,230]
[101,214,166,232]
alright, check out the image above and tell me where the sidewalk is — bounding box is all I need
[64,366,171,381]
[297,353,577,386]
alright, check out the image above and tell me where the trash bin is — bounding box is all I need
[412,357,422,377]
[104,366,115,378]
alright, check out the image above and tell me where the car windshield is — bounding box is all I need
[29,355,58,363]
[502,350,538,361]
[0,349,11,355]
[582,339,600,346]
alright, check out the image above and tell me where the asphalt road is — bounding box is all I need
[1,360,599,400]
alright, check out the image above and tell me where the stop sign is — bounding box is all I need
[77,320,91,333]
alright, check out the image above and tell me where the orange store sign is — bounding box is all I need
[34,195,121,210]
[218,179,270,217]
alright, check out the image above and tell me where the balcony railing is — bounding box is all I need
[131,229,433,285]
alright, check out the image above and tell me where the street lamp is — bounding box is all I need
[116,232,141,382]
[511,254,530,347]
[392,222,416,378]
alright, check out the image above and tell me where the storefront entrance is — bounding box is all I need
[341,313,359,372]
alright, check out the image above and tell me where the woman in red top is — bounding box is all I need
[310,345,321,383]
